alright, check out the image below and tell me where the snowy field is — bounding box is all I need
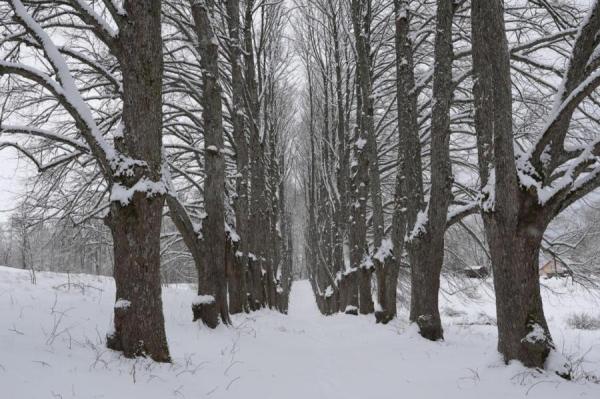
[0,266,599,398]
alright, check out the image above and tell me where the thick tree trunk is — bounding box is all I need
[267,120,282,310]
[107,1,169,362]
[348,77,373,315]
[276,167,292,314]
[341,270,359,315]
[350,0,375,315]
[375,257,399,324]
[330,7,349,289]
[191,0,230,327]
[407,0,454,340]
[226,0,250,314]
[244,0,268,310]
[358,267,373,314]
[408,238,443,340]
[106,195,170,362]
[227,239,246,314]
[382,0,419,325]
[485,205,553,368]
[471,0,553,368]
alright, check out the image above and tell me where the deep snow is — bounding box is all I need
[0,266,599,398]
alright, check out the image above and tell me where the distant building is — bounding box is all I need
[539,258,571,278]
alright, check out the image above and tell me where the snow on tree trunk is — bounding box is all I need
[225,0,250,315]
[190,0,231,328]
[471,0,552,368]
[106,194,169,362]
[105,1,170,362]
[407,0,454,340]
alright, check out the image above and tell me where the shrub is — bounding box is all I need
[567,312,600,330]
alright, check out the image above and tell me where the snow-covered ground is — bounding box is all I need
[0,266,599,398]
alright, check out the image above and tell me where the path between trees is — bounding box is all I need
[1,267,599,398]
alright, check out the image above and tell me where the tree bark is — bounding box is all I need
[350,0,375,315]
[471,0,553,367]
[340,270,359,315]
[379,0,418,324]
[226,0,250,314]
[190,0,230,327]
[106,0,170,362]
[486,203,552,368]
[106,195,169,362]
[227,239,246,314]
[244,0,268,310]
[330,5,349,292]
[408,240,443,340]
[407,0,454,341]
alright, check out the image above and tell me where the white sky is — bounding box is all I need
[0,149,32,222]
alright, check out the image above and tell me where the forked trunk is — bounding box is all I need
[106,195,170,362]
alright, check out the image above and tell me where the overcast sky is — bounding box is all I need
[0,149,32,222]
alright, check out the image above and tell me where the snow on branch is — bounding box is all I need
[529,1,600,171]
[67,0,119,45]
[7,0,117,167]
[110,163,173,206]
[446,202,479,228]
[3,0,161,194]
[0,125,90,153]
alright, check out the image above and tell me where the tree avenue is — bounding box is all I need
[2,0,600,375]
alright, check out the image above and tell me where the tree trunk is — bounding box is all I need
[226,0,250,314]
[107,0,169,362]
[407,0,454,340]
[350,0,375,315]
[471,0,553,368]
[244,0,267,310]
[191,0,230,327]
[227,239,246,314]
[485,204,553,368]
[381,0,419,324]
[330,6,349,292]
[375,257,399,324]
[408,238,443,340]
[106,195,170,362]
[341,270,359,315]
[348,71,372,315]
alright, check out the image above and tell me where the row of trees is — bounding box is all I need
[0,0,294,362]
[299,0,600,369]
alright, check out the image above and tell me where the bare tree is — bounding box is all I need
[0,0,170,361]
[471,0,600,368]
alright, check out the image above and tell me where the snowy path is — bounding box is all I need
[288,279,320,317]
[1,266,599,398]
